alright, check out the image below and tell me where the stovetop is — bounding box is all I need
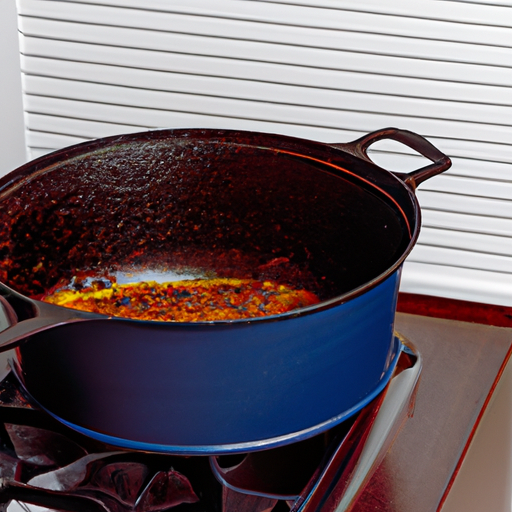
[1,308,511,512]
[0,336,420,512]
[356,311,512,512]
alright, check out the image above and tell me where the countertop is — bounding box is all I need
[348,302,512,512]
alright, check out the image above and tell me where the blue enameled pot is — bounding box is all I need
[0,127,450,454]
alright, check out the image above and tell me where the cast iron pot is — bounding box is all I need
[0,127,450,454]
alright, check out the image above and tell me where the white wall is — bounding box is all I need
[0,0,26,176]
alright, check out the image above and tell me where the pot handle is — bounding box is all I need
[332,127,452,189]
[0,290,91,352]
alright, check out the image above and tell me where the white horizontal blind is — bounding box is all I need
[15,0,512,306]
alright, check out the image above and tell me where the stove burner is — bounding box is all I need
[0,337,420,512]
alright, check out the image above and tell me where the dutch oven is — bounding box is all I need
[0,127,451,454]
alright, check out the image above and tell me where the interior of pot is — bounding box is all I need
[0,132,412,309]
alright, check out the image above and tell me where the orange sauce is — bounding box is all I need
[42,277,320,321]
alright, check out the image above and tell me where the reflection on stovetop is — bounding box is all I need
[0,341,419,512]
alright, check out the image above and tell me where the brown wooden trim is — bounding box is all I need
[397,293,512,328]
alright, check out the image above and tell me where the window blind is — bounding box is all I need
[16,0,512,306]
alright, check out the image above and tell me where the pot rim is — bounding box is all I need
[0,127,450,327]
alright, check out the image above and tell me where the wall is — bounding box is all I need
[0,0,26,175]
